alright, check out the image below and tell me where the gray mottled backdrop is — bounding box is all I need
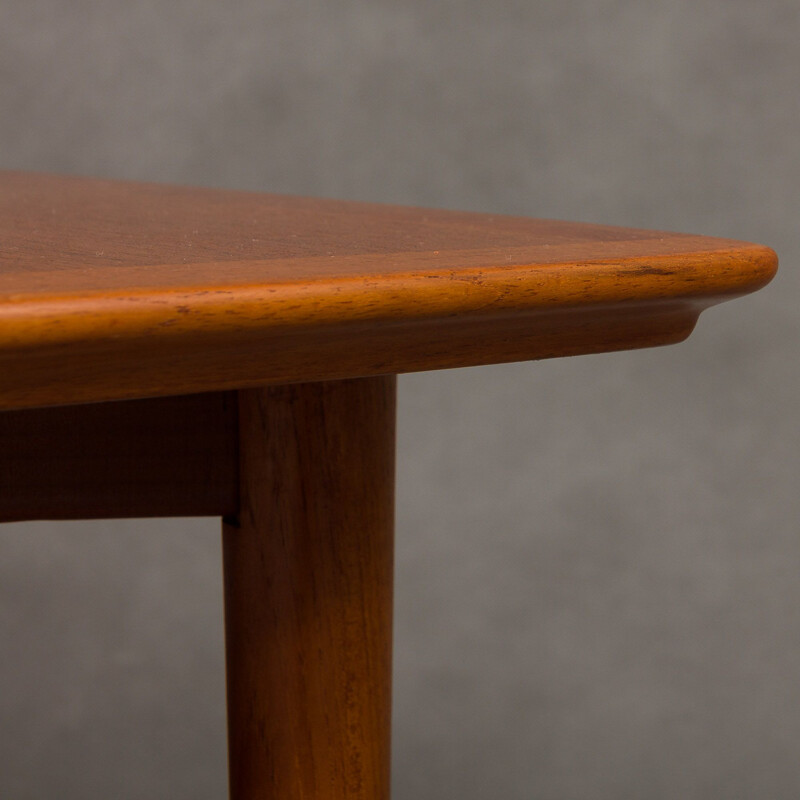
[1,2,798,798]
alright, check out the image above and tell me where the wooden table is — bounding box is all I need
[0,172,777,798]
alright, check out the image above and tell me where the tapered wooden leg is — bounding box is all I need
[222,377,395,800]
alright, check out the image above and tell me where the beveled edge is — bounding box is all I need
[0,239,776,411]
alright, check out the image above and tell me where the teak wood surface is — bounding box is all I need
[0,170,776,410]
[223,378,394,800]
[0,392,238,522]
[0,172,777,800]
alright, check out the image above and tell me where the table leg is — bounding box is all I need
[222,377,395,799]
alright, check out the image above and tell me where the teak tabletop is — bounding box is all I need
[0,171,777,799]
[0,171,775,410]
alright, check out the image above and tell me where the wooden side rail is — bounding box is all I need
[0,392,238,522]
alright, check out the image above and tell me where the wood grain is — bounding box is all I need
[0,392,237,521]
[0,171,776,410]
[223,377,395,800]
